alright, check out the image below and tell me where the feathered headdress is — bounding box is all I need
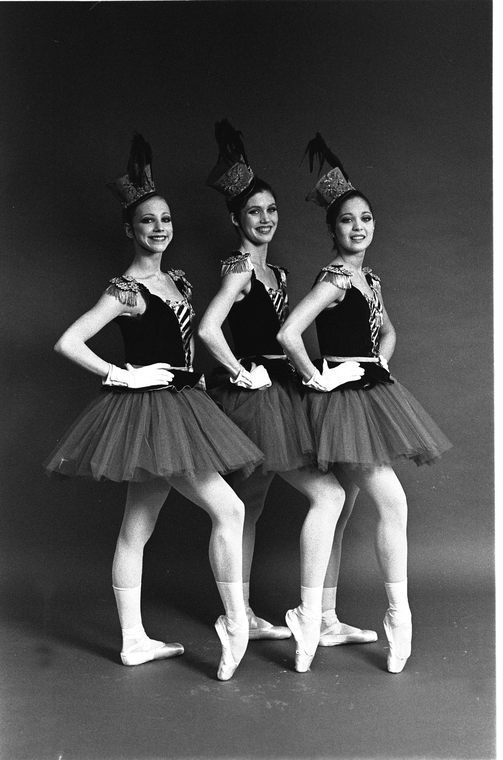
[303,132,354,209]
[206,119,255,199]
[106,132,157,207]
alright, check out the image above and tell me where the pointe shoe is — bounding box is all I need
[247,610,292,640]
[120,636,184,666]
[285,607,321,673]
[214,615,249,681]
[319,620,378,647]
[383,610,412,674]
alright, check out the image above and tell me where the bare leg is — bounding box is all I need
[279,468,345,671]
[342,465,408,583]
[112,479,184,665]
[168,471,248,680]
[341,464,412,673]
[228,469,275,585]
[228,469,291,639]
[319,466,378,646]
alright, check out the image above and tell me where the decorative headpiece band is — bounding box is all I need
[206,119,255,199]
[106,133,157,208]
[304,132,354,210]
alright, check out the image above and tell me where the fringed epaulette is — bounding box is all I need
[268,263,289,286]
[317,265,353,290]
[363,267,381,289]
[105,275,142,307]
[168,269,192,298]
[220,252,253,277]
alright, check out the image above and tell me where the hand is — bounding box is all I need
[103,363,175,389]
[303,360,364,392]
[321,360,364,391]
[230,363,272,390]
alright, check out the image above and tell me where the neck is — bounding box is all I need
[237,237,269,267]
[333,250,367,273]
[127,249,164,278]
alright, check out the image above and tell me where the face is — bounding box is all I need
[333,196,375,255]
[231,190,278,246]
[125,196,173,253]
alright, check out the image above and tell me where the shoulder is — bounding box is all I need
[267,263,289,285]
[167,269,192,296]
[363,267,381,289]
[220,251,254,277]
[104,275,145,307]
[315,264,353,290]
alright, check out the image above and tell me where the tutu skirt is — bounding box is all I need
[305,379,452,471]
[44,386,264,482]
[209,359,315,473]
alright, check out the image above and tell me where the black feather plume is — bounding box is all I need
[214,119,249,166]
[303,132,349,179]
[127,132,153,185]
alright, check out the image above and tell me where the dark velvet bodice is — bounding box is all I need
[227,269,286,358]
[316,277,376,358]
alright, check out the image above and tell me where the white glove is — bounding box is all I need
[230,363,272,390]
[303,360,364,392]
[103,363,175,389]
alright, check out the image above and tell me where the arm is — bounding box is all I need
[378,306,396,365]
[277,282,342,381]
[54,290,174,387]
[198,272,252,378]
[54,291,133,378]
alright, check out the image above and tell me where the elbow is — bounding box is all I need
[197,322,210,347]
[54,336,65,355]
[54,331,72,358]
[276,324,291,351]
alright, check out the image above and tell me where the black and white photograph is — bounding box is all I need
[0,1,494,759]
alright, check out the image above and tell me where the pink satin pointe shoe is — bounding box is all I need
[120,636,184,666]
[285,607,321,673]
[247,609,292,640]
[214,615,249,681]
[319,620,378,646]
[383,609,412,674]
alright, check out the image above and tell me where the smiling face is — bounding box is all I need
[125,195,173,253]
[333,196,375,255]
[231,190,278,247]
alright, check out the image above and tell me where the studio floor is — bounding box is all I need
[0,539,494,760]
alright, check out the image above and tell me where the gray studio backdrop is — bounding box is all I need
[1,0,492,604]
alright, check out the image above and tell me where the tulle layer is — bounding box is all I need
[44,387,264,482]
[305,380,452,470]
[210,378,315,473]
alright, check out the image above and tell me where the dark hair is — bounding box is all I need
[226,176,276,215]
[122,192,167,226]
[325,189,374,236]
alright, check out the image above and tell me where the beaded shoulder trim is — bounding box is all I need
[363,267,381,291]
[105,275,144,307]
[168,269,192,298]
[317,265,353,291]
[267,263,289,287]
[220,252,253,277]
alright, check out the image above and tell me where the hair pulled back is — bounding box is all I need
[226,177,276,216]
